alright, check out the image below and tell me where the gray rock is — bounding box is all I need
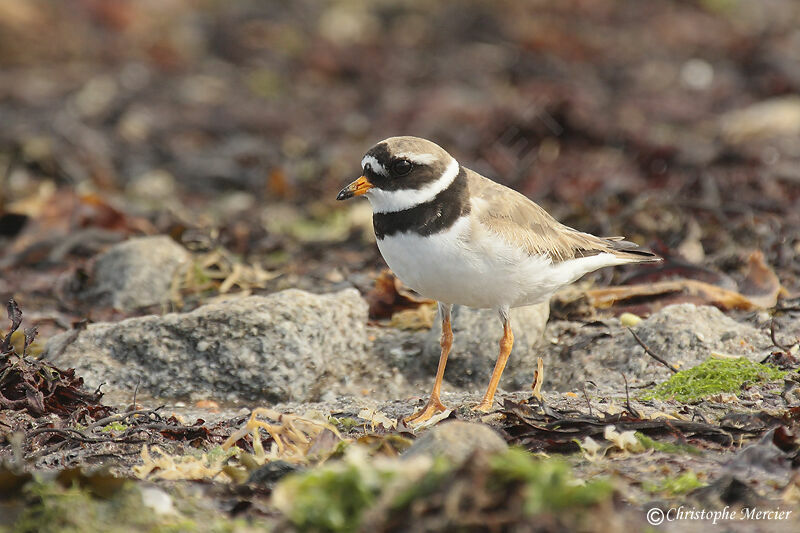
[543,303,774,392]
[45,289,369,402]
[370,302,772,402]
[91,236,191,311]
[369,326,426,375]
[628,304,771,365]
[422,303,550,390]
[404,421,508,464]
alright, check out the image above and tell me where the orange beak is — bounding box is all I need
[336,176,373,200]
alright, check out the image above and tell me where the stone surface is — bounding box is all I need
[364,302,776,402]
[542,303,775,392]
[422,302,550,390]
[403,420,508,464]
[45,289,369,402]
[91,236,191,311]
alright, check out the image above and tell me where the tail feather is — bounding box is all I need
[606,237,661,263]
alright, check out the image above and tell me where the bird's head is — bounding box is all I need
[337,136,459,213]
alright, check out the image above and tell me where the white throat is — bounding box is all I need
[366,156,459,213]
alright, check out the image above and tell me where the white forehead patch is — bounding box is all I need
[361,155,387,176]
[367,156,459,214]
[395,152,439,165]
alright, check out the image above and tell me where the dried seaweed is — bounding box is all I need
[0,300,231,475]
[0,298,108,418]
[500,399,795,453]
[366,271,434,320]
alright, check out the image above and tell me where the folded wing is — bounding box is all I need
[465,168,659,264]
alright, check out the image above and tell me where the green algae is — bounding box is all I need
[99,422,128,433]
[273,446,613,532]
[489,448,613,515]
[634,433,702,455]
[327,416,361,431]
[642,358,787,403]
[8,477,270,533]
[642,471,707,496]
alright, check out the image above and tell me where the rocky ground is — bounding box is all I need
[2,266,800,531]
[1,0,800,531]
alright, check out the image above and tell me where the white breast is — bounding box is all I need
[376,215,636,309]
[376,216,538,308]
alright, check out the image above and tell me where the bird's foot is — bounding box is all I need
[471,399,495,413]
[404,397,447,425]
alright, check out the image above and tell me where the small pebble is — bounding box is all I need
[140,486,176,516]
[620,312,642,327]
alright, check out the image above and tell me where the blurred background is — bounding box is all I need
[0,0,798,328]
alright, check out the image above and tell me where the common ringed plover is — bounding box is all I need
[337,136,658,423]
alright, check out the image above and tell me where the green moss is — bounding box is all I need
[389,457,450,511]
[274,447,613,532]
[642,472,706,496]
[190,262,211,285]
[204,445,239,464]
[635,433,702,455]
[328,416,360,431]
[11,478,272,533]
[489,448,613,515]
[99,422,128,433]
[275,458,394,533]
[641,358,787,403]
[14,480,150,533]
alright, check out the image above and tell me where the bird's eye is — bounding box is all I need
[393,160,412,176]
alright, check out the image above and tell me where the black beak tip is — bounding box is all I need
[336,190,348,201]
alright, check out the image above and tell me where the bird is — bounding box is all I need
[337,136,659,424]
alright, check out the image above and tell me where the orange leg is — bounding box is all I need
[473,315,514,412]
[405,304,453,424]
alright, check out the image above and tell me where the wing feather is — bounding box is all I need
[465,168,658,263]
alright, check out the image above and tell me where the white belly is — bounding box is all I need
[375,217,546,308]
[376,216,631,309]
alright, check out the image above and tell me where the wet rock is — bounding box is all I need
[691,475,764,509]
[422,303,550,391]
[724,429,796,483]
[404,420,508,464]
[45,289,369,403]
[90,236,191,311]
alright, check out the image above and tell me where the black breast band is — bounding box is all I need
[373,167,470,240]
